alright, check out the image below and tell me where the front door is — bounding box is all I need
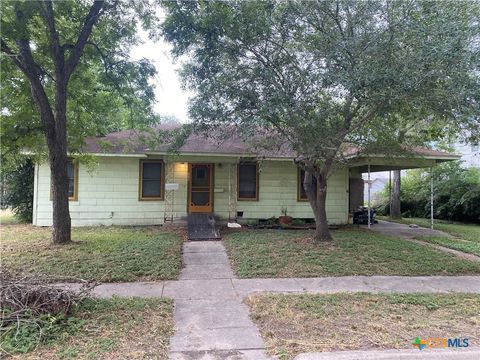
[188,164,213,213]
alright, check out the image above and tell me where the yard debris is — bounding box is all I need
[0,269,95,347]
[227,222,242,228]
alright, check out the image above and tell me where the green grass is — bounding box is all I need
[224,228,480,278]
[1,297,174,359]
[380,216,480,256]
[416,235,480,256]
[1,224,183,282]
[247,293,480,359]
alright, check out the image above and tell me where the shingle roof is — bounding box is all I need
[82,124,460,160]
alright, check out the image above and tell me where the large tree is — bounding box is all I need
[162,0,479,241]
[1,0,159,243]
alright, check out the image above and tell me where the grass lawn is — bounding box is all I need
[223,228,480,278]
[2,297,173,359]
[246,293,480,359]
[1,223,183,282]
[380,216,480,256]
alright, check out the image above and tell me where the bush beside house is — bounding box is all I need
[0,159,34,223]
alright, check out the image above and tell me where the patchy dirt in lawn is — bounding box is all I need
[246,293,480,360]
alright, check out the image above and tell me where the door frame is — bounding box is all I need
[188,163,214,213]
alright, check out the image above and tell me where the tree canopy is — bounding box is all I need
[1,0,160,166]
[162,0,480,240]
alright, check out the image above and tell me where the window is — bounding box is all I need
[238,163,259,200]
[50,159,78,201]
[298,168,317,201]
[67,160,78,200]
[139,160,164,200]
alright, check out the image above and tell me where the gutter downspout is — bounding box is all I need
[228,163,231,221]
[33,163,39,225]
[367,162,371,229]
[431,165,434,230]
[389,170,392,217]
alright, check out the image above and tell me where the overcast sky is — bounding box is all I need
[130,29,193,123]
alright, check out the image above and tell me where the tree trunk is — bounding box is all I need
[391,169,401,219]
[50,152,71,244]
[313,177,332,241]
[49,56,72,244]
[304,168,332,241]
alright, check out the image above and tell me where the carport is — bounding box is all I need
[347,147,461,229]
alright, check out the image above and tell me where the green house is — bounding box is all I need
[32,126,459,226]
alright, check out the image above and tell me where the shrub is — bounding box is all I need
[0,159,34,222]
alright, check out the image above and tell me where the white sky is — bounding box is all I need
[130,30,193,123]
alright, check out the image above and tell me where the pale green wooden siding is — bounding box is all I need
[233,161,348,224]
[34,157,165,226]
[33,156,349,226]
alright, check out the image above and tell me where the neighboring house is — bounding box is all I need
[363,177,389,206]
[453,142,480,168]
[32,125,460,226]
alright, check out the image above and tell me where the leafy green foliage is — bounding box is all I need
[378,162,480,223]
[162,0,480,161]
[0,158,34,222]
[0,0,160,165]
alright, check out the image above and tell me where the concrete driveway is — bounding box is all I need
[365,220,480,262]
[364,220,449,239]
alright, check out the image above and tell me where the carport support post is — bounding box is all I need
[430,166,434,230]
[367,163,371,229]
[389,171,392,216]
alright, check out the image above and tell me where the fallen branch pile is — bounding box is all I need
[0,269,96,352]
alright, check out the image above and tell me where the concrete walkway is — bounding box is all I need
[169,241,269,360]
[366,220,480,262]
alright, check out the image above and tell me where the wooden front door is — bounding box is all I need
[188,164,214,213]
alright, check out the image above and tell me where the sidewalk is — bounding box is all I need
[63,275,480,298]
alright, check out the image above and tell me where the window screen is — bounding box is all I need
[67,161,76,198]
[141,161,163,199]
[238,163,258,200]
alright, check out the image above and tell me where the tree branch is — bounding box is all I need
[65,0,105,78]
[1,39,26,73]
[37,0,63,66]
